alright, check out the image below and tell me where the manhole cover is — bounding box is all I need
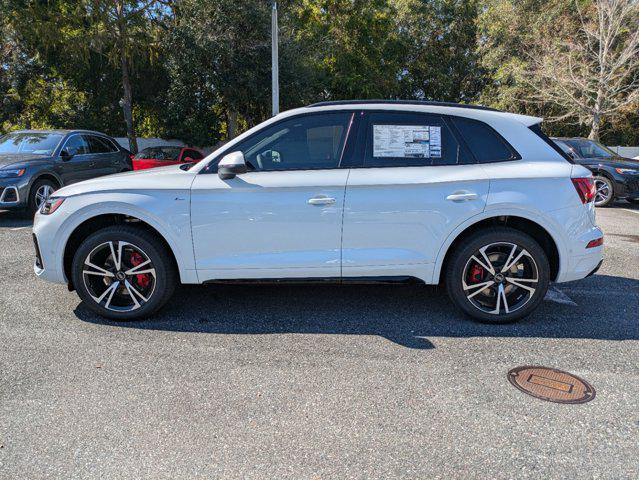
[507,366,595,404]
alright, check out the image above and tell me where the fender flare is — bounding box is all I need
[430,207,567,284]
[55,200,197,284]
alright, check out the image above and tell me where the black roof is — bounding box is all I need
[307,99,501,112]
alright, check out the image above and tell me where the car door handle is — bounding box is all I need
[446,191,479,202]
[307,195,336,206]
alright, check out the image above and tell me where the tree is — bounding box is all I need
[393,0,485,102]
[14,0,170,152]
[521,0,639,140]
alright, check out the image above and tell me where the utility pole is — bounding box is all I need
[271,1,279,116]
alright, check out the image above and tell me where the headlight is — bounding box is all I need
[0,168,26,178]
[615,168,639,175]
[40,197,65,215]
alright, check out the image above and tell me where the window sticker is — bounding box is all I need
[373,125,442,158]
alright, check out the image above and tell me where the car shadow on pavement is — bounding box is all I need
[75,273,639,349]
[0,210,33,228]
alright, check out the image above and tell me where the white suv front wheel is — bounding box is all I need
[445,227,550,323]
[71,225,177,320]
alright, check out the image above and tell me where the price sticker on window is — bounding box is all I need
[373,125,442,158]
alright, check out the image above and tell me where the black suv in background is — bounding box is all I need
[552,137,639,207]
[0,130,132,215]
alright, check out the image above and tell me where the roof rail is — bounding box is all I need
[307,99,501,112]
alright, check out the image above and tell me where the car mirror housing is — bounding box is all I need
[218,151,247,180]
[60,147,77,160]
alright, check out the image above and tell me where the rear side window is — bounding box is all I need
[85,135,116,153]
[364,112,471,167]
[451,117,519,163]
[529,124,574,163]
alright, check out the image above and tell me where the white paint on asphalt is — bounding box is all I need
[622,208,639,215]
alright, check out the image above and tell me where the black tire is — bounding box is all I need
[445,227,550,324]
[71,225,177,320]
[27,178,58,217]
[593,175,615,207]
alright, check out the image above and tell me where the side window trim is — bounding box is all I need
[201,110,359,174]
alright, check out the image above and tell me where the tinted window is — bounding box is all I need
[64,135,90,155]
[364,112,470,167]
[233,112,352,171]
[563,139,615,158]
[184,149,203,160]
[134,146,182,161]
[85,135,114,153]
[0,133,63,155]
[452,117,518,163]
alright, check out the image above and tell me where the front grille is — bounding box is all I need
[33,234,43,269]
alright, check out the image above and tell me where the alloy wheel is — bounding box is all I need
[35,184,54,208]
[462,242,539,315]
[82,240,157,312]
[594,178,612,206]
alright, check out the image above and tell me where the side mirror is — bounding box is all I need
[218,151,247,180]
[183,157,194,163]
[60,148,75,160]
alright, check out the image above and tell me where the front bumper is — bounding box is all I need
[0,177,29,209]
[614,174,639,199]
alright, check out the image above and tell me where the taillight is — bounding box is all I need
[571,178,596,204]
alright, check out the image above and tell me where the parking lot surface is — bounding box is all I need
[1,205,638,479]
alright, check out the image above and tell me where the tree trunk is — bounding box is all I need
[227,110,238,140]
[120,52,138,154]
[588,112,601,141]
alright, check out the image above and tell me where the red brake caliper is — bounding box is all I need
[130,252,150,289]
[468,264,484,284]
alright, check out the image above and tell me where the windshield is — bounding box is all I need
[134,146,182,161]
[562,139,616,158]
[0,132,64,155]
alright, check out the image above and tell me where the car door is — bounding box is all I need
[56,134,94,184]
[190,111,355,281]
[341,111,490,282]
[85,135,122,176]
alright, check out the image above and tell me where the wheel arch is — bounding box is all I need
[434,213,562,284]
[29,171,63,191]
[60,208,193,290]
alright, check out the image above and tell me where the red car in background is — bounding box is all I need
[132,146,205,170]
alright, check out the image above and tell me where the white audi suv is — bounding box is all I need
[33,101,604,323]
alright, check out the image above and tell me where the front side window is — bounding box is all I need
[364,112,470,167]
[0,132,63,155]
[233,112,352,171]
[451,116,519,163]
[64,135,90,155]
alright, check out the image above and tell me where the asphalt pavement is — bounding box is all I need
[0,204,637,479]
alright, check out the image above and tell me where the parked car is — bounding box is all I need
[552,137,639,207]
[132,146,204,170]
[33,101,603,324]
[0,129,132,215]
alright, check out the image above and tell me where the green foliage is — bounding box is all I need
[1,0,638,146]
